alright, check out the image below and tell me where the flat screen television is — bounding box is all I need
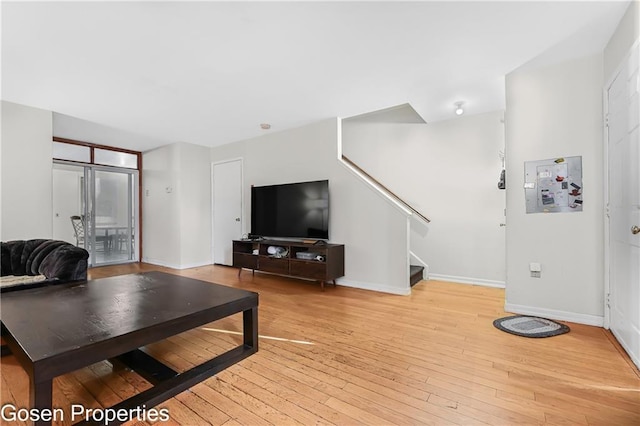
[251,180,329,240]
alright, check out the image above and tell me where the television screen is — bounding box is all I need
[251,180,329,239]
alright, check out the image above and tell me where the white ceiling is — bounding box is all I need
[1,1,630,152]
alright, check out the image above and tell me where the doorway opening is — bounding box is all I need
[52,138,141,267]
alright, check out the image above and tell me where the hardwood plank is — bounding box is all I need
[218,370,327,425]
[0,365,28,426]
[88,361,139,400]
[324,396,407,425]
[189,382,271,426]
[495,389,588,425]
[173,390,229,425]
[152,398,212,426]
[341,382,486,425]
[52,373,103,425]
[71,365,125,409]
[238,358,329,403]
[426,393,520,426]
[205,375,302,425]
[232,363,357,424]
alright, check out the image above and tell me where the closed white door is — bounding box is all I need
[212,159,243,265]
[52,165,82,245]
[606,44,640,370]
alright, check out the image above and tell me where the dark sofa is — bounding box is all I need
[0,239,89,292]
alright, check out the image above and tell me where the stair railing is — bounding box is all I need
[340,155,431,223]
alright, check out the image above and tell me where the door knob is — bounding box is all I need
[235,217,241,222]
[632,225,640,235]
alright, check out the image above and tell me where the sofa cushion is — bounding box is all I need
[9,240,26,276]
[38,244,89,281]
[1,243,12,276]
[22,239,48,276]
[27,240,67,275]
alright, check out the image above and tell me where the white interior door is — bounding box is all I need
[606,43,640,370]
[212,159,243,265]
[52,164,83,245]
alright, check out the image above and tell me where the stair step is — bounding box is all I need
[410,265,424,287]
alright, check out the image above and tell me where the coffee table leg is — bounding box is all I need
[30,376,52,426]
[243,307,258,351]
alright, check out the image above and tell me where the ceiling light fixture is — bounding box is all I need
[454,102,464,116]
[260,123,271,130]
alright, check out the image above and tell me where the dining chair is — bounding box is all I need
[70,215,85,247]
[70,215,110,252]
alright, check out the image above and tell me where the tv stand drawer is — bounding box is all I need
[233,253,258,270]
[290,261,326,280]
[258,256,289,274]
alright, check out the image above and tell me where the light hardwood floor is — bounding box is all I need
[2,263,639,425]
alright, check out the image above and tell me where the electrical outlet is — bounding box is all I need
[531,271,541,278]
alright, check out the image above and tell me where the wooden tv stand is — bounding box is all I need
[233,239,344,291]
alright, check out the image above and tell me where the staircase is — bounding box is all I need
[340,105,431,292]
[410,265,424,287]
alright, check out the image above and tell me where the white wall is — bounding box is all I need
[604,0,639,80]
[142,144,181,266]
[211,118,411,295]
[342,111,506,286]
[1,101,53,241]
[504,53,604,325]
[177,142,212,268]
[142,142,211,269]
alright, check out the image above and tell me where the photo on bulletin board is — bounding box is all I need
[524,156,582,214]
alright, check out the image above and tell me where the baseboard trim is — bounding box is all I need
[504,303,604,327]
[179,261,213,269]
[336,278,411,296]
[429,274,505,289]
[142,258,211,270]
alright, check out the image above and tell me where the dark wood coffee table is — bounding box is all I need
[0,271,258,425]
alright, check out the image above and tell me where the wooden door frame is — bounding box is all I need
[53,137,143,261]
[211,158,244,265]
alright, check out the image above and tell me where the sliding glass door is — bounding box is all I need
[53,162,139,266]
[89,167,138,265]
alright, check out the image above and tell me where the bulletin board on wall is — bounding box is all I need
[524,156,583,214]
